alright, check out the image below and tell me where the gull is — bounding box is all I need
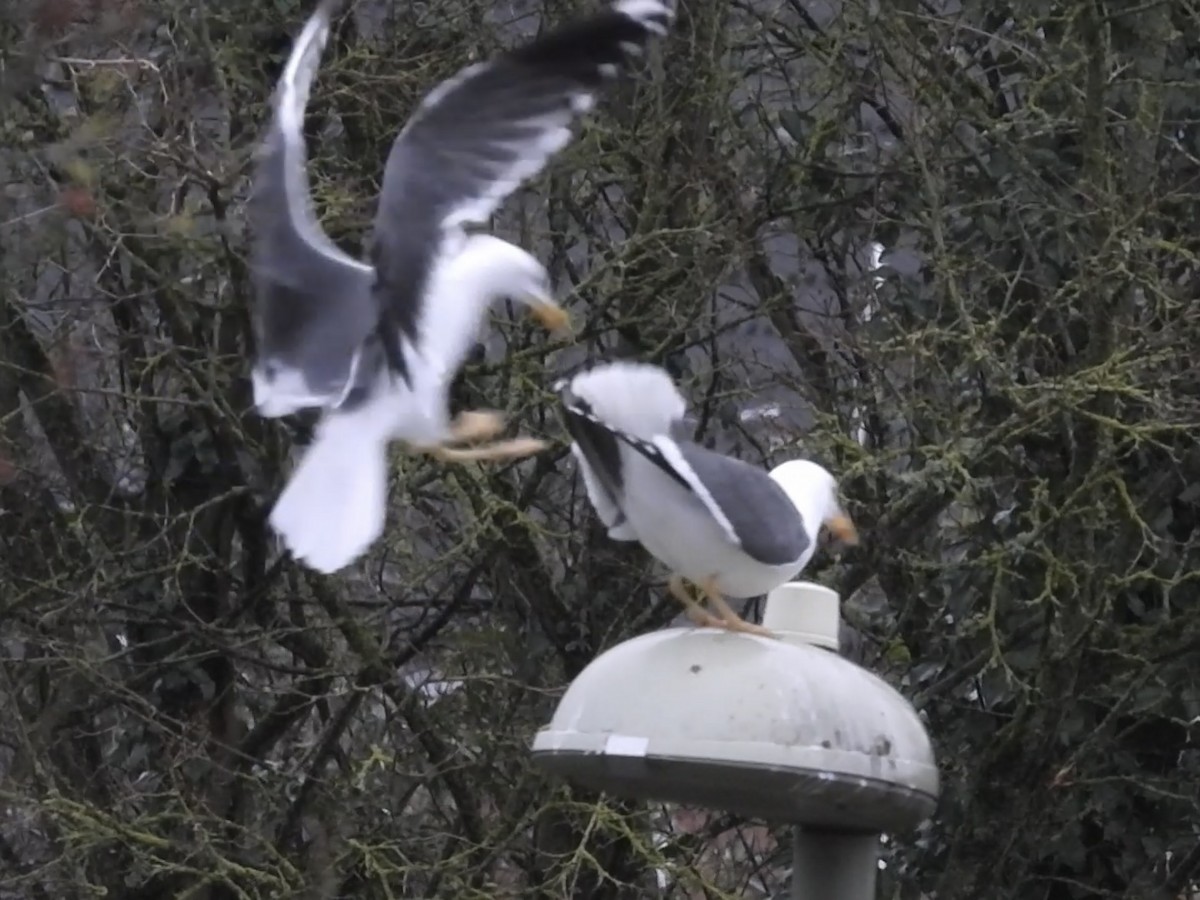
[557,361,858,636]
[247,0,675,573]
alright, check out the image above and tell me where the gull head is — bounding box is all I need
[769,459,858,546]
[459,235,571,334]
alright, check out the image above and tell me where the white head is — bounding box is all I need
[456,234,570,333]
[769,459,859,545]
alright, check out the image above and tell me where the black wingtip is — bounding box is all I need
[560,397,628,492]
[559,393,596,427]
[508,0,674,78]
[559,386,693,496]
[555,379,600,446]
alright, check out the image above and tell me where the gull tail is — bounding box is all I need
[568,442,639,541]
[268,406,390,574]
[555,360,686,542]
[556,360,686,440]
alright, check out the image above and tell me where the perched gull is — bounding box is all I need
[248,0,675,574]
[557,361,858,637]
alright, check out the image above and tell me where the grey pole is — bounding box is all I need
[768,589,883,900]
[791,829,880,900]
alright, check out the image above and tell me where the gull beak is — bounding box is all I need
[525,290,571,334]
[825,510,859,546]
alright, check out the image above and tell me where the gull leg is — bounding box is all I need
[428,437,548,463]
[416,411,545,462]
[699,576,776,638]
[448,410,506,444]
[668,574,722,628]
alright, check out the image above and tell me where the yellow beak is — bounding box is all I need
[825,512,859,546]
[526,292,571,334]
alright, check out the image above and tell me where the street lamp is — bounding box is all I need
[531,581,939,898]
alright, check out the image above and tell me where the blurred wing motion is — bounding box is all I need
[369,0,676,383]
[249,0,377,417]
[261,1,675,575]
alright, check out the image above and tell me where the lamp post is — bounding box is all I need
[531,581,939,898]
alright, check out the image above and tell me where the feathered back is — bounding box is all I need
[558,361,686,439]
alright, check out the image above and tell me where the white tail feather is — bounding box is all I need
[268,409,391,574]
[564,361,686,440]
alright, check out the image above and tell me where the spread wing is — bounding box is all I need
[368,0,675,368]
[249,0,378,416]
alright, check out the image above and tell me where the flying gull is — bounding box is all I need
[247,0,675,574]
[557,361,858,637]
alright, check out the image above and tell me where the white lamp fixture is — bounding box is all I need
[531,581,939,897]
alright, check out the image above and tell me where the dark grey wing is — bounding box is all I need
[617,435,810,566]
[559,388,637,539]
[368,0,675,365]
[249,0,380,416]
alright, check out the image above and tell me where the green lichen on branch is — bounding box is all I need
[0,0,1198,897]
